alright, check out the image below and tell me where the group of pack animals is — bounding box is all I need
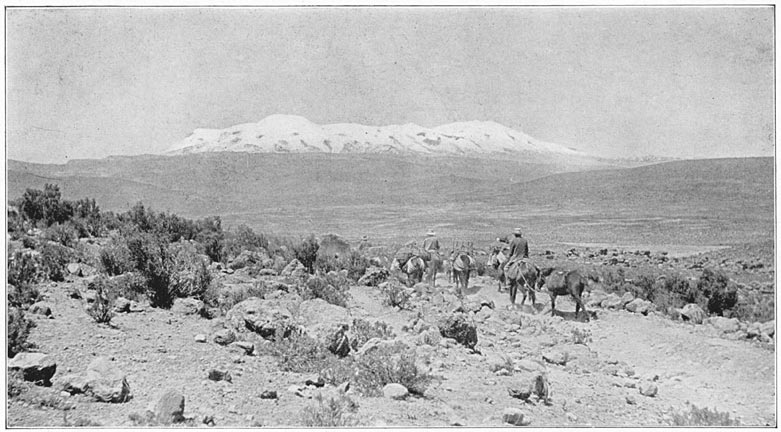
[386,240,599,320]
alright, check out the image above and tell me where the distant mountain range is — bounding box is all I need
[166,114,592,161]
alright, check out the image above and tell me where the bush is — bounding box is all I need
[380,280,411,310]
[339,344,432,396]
[670,403,740,426]
[99,237,135,276]
[42,222,77,247]
[301,391,358,427]
[111,272,148,302]
[294,234,319,274]
[8,370,29,398]
[732,289,775,322]
[39,242,75,282]
[18,184,73,227]
[8,283,41,309]
[299,274,351,308]
[8,250,43,288]
[168,241,212,299]
[698,268,737,316]
[126,232,175,308]
[349,319,395,351]
[87,277,116,324]
[222,224,269,260]
[571,328,592,345]
[218,281,270,313]
[264,331,332,373]
[8,307,36,358]
[315,250,369,282]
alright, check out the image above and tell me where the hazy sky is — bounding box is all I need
[6,6,775,163]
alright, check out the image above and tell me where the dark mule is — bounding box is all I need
[537,268,594,319]
[505,260,540,308]
[451,251,475,296]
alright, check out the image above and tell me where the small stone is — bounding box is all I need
[231,341,255,355]
[639,382,658,397]
[626,395,637,405]
[260,390,277,399]
[213,329,236,346]
[208,369,232,383]
[194,334,208,343]
[566,413,577,422]
[382,383,409,400]
[114,297,131,313]
[542,350,568,366]
[305,374,325,387]
[29,301,53,317]
[502,407,528,426]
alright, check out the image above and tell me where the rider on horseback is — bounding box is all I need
[422,230,441,285]
[503,228,529,271]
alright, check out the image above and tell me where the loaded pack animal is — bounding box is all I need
[537,268,598,320]
[450,244,476,296]
[391,244,427,287]
[487,240,511,292]
[504,259,541,309]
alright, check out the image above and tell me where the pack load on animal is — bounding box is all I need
[394,245,428,266]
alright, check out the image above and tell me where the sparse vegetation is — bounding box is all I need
[669,403,741,426]
[571,328,592,345]
[380,280,411,310]
[299,273,351,308]
[8,308,36,358]
[301,391,358,427]
[349,319,396,351]
[87,276,116,324]
[293,234,319,274]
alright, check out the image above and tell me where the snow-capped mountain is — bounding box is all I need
[166,114,588,158]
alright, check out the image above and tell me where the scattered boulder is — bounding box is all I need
[639,382,658,397]
[358,266,390,287]
[586,290,608,307]
[417,328,442,346]
[625,298,653,315]
[626,395,637,405]
[438,313,478,350]
[260,390,278,399]
[759,320,775,338]
[83,357,131,403]
[257,268,278,277]
[213,329,237,346]
[542,349,569,366]
[679,304,706,324]
[66,263,97,277]
[299,299,352,357]
[152,390,185,425]
[515,358,546,373]
[502,407,529,426]
[707,316,740,333]
[229,250,269,270]
[382,383,409,400]
[619,292,635,308]
[601,293,622,309]
[507,372,549,404]
[172,298,205,316]
[29,301,53,317]
[281,259,306,277]
[9,352,57,386]
[231,341,255,355]
[113,297,132,313]
[67,263,81,275]
[225,298,295,340]
[208,369,233,383]
[194,334,208,343]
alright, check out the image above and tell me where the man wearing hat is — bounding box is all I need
[358,235,371,251]
[423,230,440,254]
[503,228,529,272]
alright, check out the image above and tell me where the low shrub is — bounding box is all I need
[571,328,592,345]
[264,331,332,373]
[219,281,270,313]
[8,370,29,398]
[315,250,369,282]
[8,283,41,309]
[8,250,43,288]
[8,307,36,358]
[126,232,175,308]
[111,272,148,302]
[39,242,75,282]
[732,289,774,323]
[345,344,432,396]
[670,403,741,426]
[99,237,135,276]
[293,234,319,274]
[698,268,738,316]
[87,277,116,324]
[349,319,395,351]
[42,222,77,247]
[299,274,350,308]
[168,241,212,299]
[301,391,358,427]
[380,280,411,310]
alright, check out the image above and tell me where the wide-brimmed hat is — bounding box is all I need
[513,228,522,235]
[361,235,369,241]
[426,230,436,236]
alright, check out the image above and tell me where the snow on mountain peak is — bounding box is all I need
[166,115,587,158]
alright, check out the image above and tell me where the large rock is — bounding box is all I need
[619,292,635,308]
[358,266,390,287]
[114,297,132,313]
[502,407,529,426]
[225,298,295,340]
[172,298,205,316]
[281,259,306,277]
[601,293,623,309]
[760,320,775,338]
[66,262,98,277]
[707,316,740,333]
[382,383,409,400]
[438,313,478,350]
[625,298,653,315]
[679,303,706,324]
[29,301,53,317]
[507,372,549,403]
[71,357,132,403]
[9,353,57,385]
[586,290,609,307]
[541,349,569,366]
[152,390,185,424]
[299,299,352,357]
[213,328,237,345]
[639,382,658,397]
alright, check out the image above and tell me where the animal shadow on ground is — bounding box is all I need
[551,309,598,323]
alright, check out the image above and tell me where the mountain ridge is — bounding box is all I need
[166,114,593,161]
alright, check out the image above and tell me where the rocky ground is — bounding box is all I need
[7,242,776,427]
